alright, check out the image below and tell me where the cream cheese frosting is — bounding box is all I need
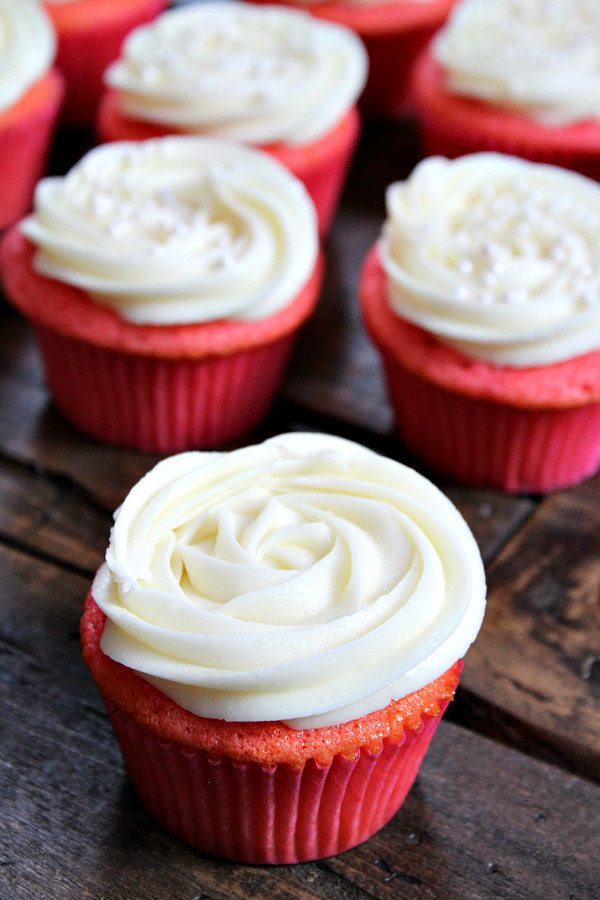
[379,153,600,367]
[92,432,486,729]
[0,0,55,112]
[434,0,600,125]
[21,136,318,325]
[105,1,368,145]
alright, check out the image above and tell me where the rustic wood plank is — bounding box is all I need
[1,541,599,900]
[0,456,109,573]
[281,118,424,435]
[0,318,160,512]
[461,476,600,781]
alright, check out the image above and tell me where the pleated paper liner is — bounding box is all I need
[0,229,323,452]
[45,0,167,127]
[360,247,600,493]
[411,51,600,182]
[106,700,447,864]
[81,594,461,864]
[35,325,297,452]
[381,359,600,493]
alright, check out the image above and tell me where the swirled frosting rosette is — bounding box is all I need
[21,136,318,325]
[0,0,56,111]
[104,1,367,145]
[92,432,486,729]
[434,0,600,126]
[380,153,600,367]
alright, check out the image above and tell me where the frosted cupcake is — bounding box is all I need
[96,1,368,236]
[44,0,167,127]
[81,431,486,863]
[360,153,600,492]
[249,0,457,118]
[0,1,63,230]
[0,137,321,452]
[411,0,600,181]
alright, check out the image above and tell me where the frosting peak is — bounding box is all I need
[435,0,600,125]
[21,137,318,325]
[380,153,600,366]
[105,2,367,145]
[92,433,486,729]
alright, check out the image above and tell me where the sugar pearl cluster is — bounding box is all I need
[445,178,600,311]
[77,153,244,268]
[106,2,367,145]
[22,137,318,325]
[380,154,600,367]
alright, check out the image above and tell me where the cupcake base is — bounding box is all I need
[96,91,361,237]
[81,592,460,864]
[411,51,600,181]
[0,69,64,230]
[106,698,444,863]
[360,247,600,493]
[34,323,297,451]
[1,228,323,452]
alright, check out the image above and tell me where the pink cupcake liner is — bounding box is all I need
[416,115,600,183]
[104,696,446,864]
[35,323,296,451]
[411,51,600,182]
[382,356,600,493]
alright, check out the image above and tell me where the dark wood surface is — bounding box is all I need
[1,117,599,900]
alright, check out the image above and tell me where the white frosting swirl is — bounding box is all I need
[92,432,486,729]
[0,0,55,111]
[21,137,318,325]
[105,2,367,145]
[434,0,600,125]
[380,154,600,367]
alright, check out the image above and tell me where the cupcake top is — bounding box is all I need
[104,1,368,145]
[0,0,55,111]
[21,136,318,325]
[434,0,600,125]
[379,153,600,367]
[92,432,486,729]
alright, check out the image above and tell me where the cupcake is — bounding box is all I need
[0,1,64,231]
[81,431,486,864]
[411,0,600,181]
[0,137,321,452]
[360,153,600,493]
[43,0,167,127]
[96,1,368,236]
[249,0,458,119]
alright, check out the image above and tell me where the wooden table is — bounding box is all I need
[1,117,599,900]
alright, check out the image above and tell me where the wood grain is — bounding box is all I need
[1,110,599,899]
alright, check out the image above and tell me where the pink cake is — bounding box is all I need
[360,154,600,492]
[0,138,322,451]
[81,432,486,862]
[95,2,368,236]
[44,0,167,127]
[411,0,600,181]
